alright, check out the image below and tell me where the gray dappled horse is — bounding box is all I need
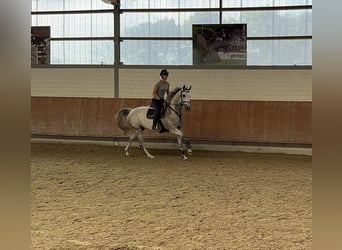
[116,85,192,160]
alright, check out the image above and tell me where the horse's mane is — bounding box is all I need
[166,86,182,103]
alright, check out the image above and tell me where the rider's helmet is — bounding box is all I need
[160,69,169,76]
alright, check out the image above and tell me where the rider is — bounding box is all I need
[151,69,170,130]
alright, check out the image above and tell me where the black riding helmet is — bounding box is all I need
[160,69,169,76]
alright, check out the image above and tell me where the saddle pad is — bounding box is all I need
[146,108,155,119]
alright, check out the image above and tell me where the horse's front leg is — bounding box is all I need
[176,135,187,160]
[183,137,192,155]
[170,128,188,160]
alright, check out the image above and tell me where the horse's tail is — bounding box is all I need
[115,108,133,133]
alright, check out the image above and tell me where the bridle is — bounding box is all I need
[166,87,191,118]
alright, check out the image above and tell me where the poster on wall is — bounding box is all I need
[192,24,247,65]
[31,26,51,64]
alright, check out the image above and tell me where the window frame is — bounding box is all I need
[31,2,312,68]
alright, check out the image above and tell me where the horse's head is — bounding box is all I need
[181,85,192,111]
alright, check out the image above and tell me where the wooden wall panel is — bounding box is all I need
[31,97,312,145]
[183,101,311,144]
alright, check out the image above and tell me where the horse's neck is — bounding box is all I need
[170,93,181,106]
[167,93,182,117]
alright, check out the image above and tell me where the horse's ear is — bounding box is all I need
[189,85,192,91]
[182,84,185,90]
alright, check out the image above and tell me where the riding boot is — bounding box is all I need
[152,117,158,130]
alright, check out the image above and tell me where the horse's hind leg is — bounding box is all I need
[124,131,137,156]
[137,131,155,159]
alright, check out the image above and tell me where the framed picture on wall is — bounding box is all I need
[192,24,247,65]
[31,26,51,65]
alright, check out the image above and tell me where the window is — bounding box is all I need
[31,0,312,66]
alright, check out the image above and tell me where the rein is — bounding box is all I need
[165,101,182,118]
[165,87,191,120]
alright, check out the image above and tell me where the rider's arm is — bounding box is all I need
[152,83,160,99]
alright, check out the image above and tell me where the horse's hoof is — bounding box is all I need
[182,156,188,161]
[148,155,155,159]
[125,152,129,157]
[187,149,193,155]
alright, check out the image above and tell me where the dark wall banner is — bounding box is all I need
[193,24,247,65]
[31,26,50,64]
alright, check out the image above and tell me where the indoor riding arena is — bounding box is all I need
[31,1,312,249]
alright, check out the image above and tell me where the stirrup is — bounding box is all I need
[152,122,159,130]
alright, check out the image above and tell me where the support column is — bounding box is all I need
[113,0,120,98]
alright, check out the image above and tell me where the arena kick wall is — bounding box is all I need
[31,67,312,146]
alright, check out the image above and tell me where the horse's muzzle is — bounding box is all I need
[184,104,191,112]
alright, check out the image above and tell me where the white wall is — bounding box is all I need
[31,68,312,101]
[31,68,114,98]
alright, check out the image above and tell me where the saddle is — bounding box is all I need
[146,108,155,119]
[146,103,167,119]
[146,104,168,133]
